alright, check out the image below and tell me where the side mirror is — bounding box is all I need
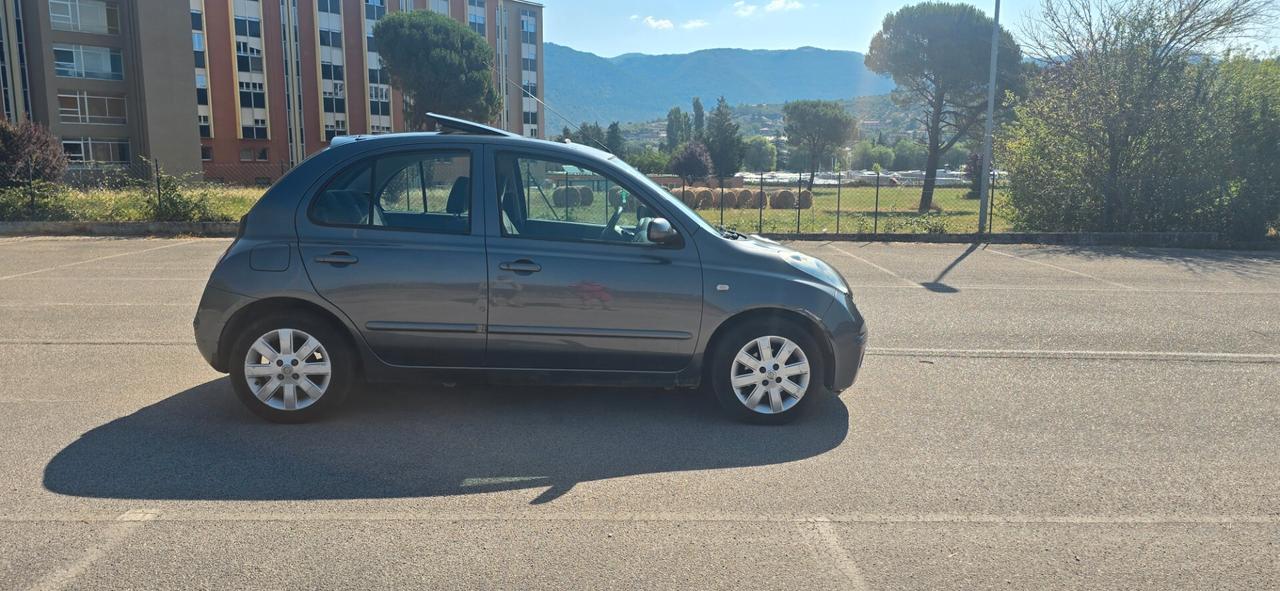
[647,217,681,246]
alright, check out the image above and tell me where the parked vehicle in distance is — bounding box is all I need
[193,114,867,424]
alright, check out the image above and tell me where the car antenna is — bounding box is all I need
[502,75,615,154]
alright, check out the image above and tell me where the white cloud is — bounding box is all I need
[681,19,709,29]
[732,1,758,17]
[641,16,674,30]
[629,14,640,20]
[764,0,803,12]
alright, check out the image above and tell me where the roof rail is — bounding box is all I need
[426,112,520,138]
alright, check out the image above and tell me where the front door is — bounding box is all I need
[484,149,703,372]
[298,146,488,368]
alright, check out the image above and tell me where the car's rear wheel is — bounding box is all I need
[709,320,824,424]
[229,314,354,423]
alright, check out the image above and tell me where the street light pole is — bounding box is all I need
[976,0,1001,235]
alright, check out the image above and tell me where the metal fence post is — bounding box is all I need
[795,174,802,234]
[718,184,724,226]
[757,172,764,234]
[563,170,570,221]
[988,171,996,233]
[836,172,842,234]
[153,159,163,220]
[874,171,881,235]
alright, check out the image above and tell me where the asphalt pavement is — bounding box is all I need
[0,236,1277,590]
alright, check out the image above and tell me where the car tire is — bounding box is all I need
[229,313,355,423]
[709,318,825,425]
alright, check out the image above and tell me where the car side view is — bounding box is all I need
[193,114,867,424]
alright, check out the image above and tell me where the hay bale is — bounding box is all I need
[798,189,813,209]
[608,187,638,211]
[716,189,738,209]
[679,188,697,208]
[770,190,796,209]
[576,186,594,207]
[551,187,571,207]
[695,188,715,209]
[737,189,754,208]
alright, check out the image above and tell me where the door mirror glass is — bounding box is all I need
[647,217,680,245]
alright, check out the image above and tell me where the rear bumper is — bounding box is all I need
[193,285,240,372]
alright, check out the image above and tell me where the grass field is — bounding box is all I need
[4,182,1012,234]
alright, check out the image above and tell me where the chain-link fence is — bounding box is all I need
[3,159,1011,234]
[654,171,1009,235]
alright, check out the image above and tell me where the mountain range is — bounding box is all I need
[543,43,895,126]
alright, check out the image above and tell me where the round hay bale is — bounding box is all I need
[695,188,715,209]
[798,189,813,209]
[551,187,571,207]
[716,189,738,209]
[608,187,638,212]
[576,186,595,207]
[770,190,796,209]
[737,189,754,209]
[679,188,698,208]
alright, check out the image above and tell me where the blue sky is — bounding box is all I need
[540,0,1279,57]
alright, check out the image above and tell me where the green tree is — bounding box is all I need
[1003,0,1277,235]
[0,119,67,188]
[668,142,713,186]
[373,10,499,130]
[892,138,927,170]
[782,100,854,189]
[626,145,670,175]
[851,140,895,170]
[665,107,692,152]
[605,122,626,156]
[866,2,1023,212]
[743,136,777,172]
[692,97,705,140]
[704,97,744,185]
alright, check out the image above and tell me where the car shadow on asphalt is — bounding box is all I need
[43,379,849,504]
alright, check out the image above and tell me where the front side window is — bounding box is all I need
[311,151,472,235]
[494,152,669,246]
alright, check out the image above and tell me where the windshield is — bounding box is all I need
[611,156,720,237]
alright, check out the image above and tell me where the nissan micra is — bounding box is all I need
[194,114,866,424]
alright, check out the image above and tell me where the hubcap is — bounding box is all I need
[730,335,810,414]
[243,328,331,411]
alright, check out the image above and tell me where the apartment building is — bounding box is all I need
[191,0,544,183]
[0,0,202,175]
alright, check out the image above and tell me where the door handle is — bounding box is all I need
[499,259,541,273]
[315,251,359,265]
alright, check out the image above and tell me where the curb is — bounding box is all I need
[0,221,239,237]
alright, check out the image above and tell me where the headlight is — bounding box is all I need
[781,252,849,294]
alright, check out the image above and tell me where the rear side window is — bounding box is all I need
[309,150,471,235]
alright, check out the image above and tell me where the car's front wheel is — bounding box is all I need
[229,314,354,423]
[709,319,825,424]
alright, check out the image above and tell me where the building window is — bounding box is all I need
[317,0,341,14]
[520,8,537,44]
[200,144,213,161]
[57,91,126,125]
[522,82,537,98]
[522,110,538,125]
[50,0,120,35]
[319,29,342,48]
[197,114,211,138]
[365,0,385,21]
[467,0,486,36]
[63,137,129,166]
[236,42,264,73]
[239,148,253,161]
[239,81,266,108]
[191,10,203,31]
[53,44,124,81]
[233,17,262,38]
[430,0,449,16]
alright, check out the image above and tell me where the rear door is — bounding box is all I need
[297,145,488,368]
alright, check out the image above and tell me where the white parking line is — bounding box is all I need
[824,244,919,287]
[984,247,1136,290]
[25,509,157,591]
[803,519,869,591]
[868,347,1280,363]
[0,240,196,281]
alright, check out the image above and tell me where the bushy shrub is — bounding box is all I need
[0,181,72,221]
[148,168,213,222]
[0,119,68,188]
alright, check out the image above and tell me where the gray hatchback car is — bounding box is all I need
[194,114,866,424]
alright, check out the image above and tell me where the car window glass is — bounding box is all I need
[495,152,661,245]
[311,150,471,235]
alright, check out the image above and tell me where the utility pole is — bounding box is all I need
[976,0,1001,235]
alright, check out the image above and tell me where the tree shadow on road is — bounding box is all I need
[44,379,849,504]
[1024,245,1280,280]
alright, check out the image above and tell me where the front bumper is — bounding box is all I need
[830,320,867,391]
